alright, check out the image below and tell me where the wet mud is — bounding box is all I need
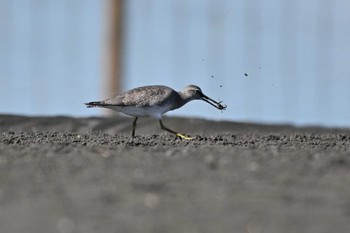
[1,115,350,233]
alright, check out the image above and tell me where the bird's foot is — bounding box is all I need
[175,133,193,140]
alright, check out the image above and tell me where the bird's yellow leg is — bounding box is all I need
[132,117,138,137]
[175,133,193,140]
[159,120,193,140]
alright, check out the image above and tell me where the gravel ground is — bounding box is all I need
[1,114,350,233]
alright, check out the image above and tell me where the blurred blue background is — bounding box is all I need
[1,0,350,127]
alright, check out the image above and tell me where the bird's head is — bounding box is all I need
[181,85,227,110]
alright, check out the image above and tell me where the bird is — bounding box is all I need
[85,85,226,140]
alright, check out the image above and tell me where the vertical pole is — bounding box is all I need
[103,0,123,109]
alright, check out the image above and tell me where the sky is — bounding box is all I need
[1,0,350,127]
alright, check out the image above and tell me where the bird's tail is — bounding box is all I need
[85,101,105,108]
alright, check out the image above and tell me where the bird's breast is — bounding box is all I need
[110,104,173,119]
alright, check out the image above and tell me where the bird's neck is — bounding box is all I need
[172,92,191,110]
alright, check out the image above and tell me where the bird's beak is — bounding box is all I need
[200,93,227,110]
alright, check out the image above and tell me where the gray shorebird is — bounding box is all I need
[85,85,226,140]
